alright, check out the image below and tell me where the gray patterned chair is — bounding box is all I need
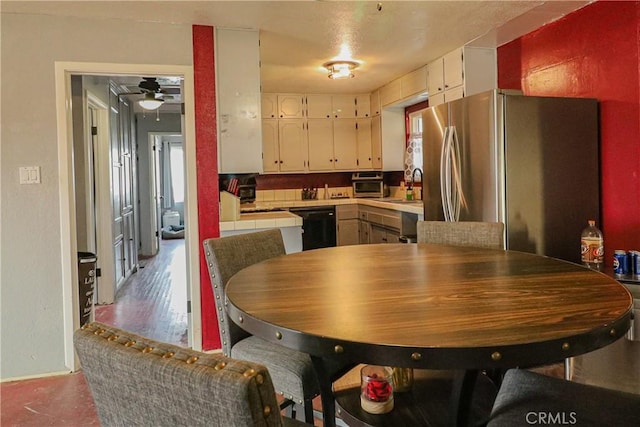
[417,220,505,249]
[488,369,640,426]
[203,229,319,424]
[74,322,310,427]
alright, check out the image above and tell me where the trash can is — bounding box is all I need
[399,235,417,243]
[78,252,97,326]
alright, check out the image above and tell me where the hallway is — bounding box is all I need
[95,238,188,346]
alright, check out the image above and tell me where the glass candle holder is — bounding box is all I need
[392,367,414,392]
[360,365,394,414]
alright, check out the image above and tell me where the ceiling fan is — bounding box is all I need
[137,77,165,110]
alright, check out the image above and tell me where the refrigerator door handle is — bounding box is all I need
[440,126,451,221]
[443,126,455,221]
[449,126,467,221]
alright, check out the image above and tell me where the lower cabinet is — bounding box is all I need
[336,205,360,246]
[358,205,417,244]
[369,224,400,244]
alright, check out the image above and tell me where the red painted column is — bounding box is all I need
[192,25,221,350]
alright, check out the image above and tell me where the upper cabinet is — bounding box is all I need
[306,94,333,118]
[426,46,496,106]
[379,65,428,107]
[332,95,356,118]
[261,94,278,118]
[356,95,371,118]
[216,28,263,174]
[370,90,381,116]
[278,94,306,118]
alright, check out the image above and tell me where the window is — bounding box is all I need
[169,143,184,204]
[404,110,425,182]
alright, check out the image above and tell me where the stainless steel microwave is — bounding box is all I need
[352,172,384,198]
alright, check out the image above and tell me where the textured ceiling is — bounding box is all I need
[4,1,590,95]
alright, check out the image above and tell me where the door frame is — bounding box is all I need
[85,90,115,305]
[147,132,183,256]
[55,61,202,371]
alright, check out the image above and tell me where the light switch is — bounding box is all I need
[19,166,41,184]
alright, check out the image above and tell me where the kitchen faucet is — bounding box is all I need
[411,168,423,200]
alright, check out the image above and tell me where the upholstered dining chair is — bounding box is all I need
[203,229,320,424]
[74,322,310,427]
[487,369,640,426]
[416,220,505,249]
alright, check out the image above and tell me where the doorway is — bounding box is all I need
[55,62,202,371]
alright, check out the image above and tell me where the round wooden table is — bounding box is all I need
[226,244,633,426]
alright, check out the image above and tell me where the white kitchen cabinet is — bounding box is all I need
[445,86,465,103]
[381,108,405,171]
[307,119,334,171]
[443,48,464,90]
[261,119,279,173]
[332,95,356,118]
[427,46,496,106]
[261,93,278,118]
[356,95,371,118]
[216,28,263,173]
[277,94,305,118]
[427,59,445,96]
[401,66,428,99]
[371,116,382,169]
[356,118,373,169]
[278,119,308,172]
[332,119,358,170]
[370,90,381,116]
[380,78,402,107]
[306,94,333,118]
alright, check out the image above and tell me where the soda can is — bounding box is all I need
[630,251,640,276]
[613,250,628,275]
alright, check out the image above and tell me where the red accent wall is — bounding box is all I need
[193,25,221,350]
[498,1,640,264]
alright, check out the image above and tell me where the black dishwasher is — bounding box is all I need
[289,206,336,251]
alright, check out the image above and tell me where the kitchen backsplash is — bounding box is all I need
[255,171,405,190]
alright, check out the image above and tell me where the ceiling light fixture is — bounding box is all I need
[323,60,358,79]
[138,92,164,110]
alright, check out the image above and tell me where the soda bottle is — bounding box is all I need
[581,220,604,271]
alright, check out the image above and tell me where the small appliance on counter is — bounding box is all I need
[219,173,257,204]
[352,172,384,198]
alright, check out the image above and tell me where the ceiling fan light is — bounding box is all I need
[323,60,358,79]
[138,92,164,110]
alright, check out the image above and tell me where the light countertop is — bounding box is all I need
[220,198,423,232]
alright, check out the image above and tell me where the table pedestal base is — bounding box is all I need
[334,369,498,427]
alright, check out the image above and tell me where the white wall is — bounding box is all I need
[0,12,193,379]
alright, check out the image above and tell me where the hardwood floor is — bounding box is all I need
[95,238,189,346]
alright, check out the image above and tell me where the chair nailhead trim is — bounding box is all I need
[214,362,227,370]
[255,374,264,385]
[186,356,199,364]
[142,346,154,353]
[243,369,256,377]
[263,405,272,416]
[107,335,118,342]
[125,340,136,347]
[162,352,175,359]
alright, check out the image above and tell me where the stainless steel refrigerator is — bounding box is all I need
[422,89,600,264]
